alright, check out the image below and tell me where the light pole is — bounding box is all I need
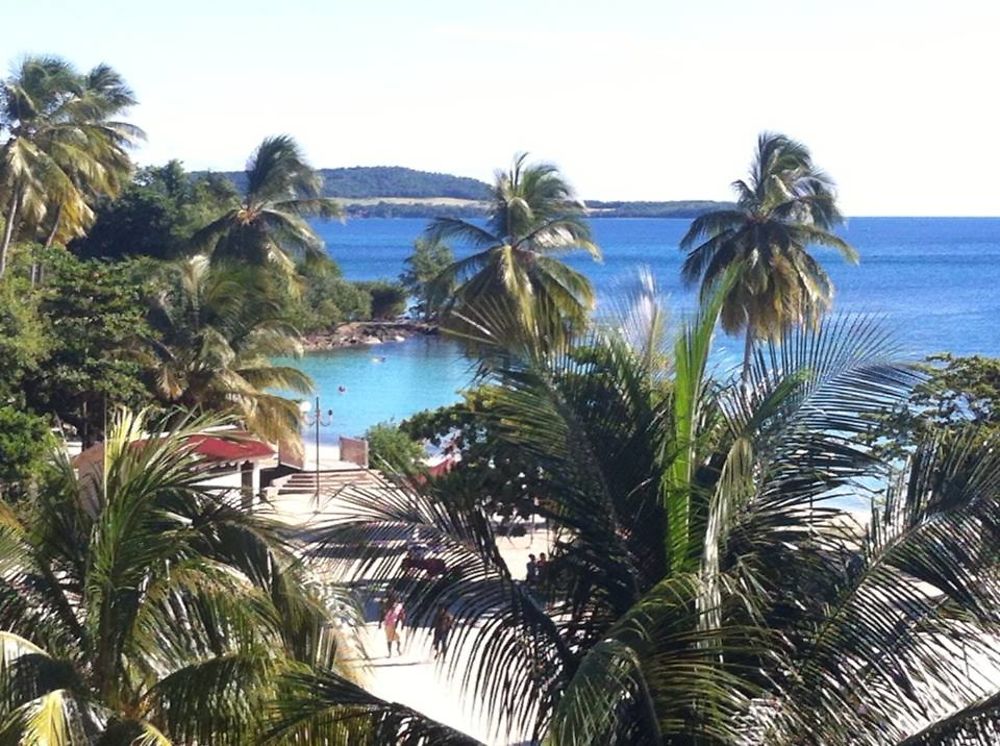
[299,397,333,499]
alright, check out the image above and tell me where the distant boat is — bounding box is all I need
[362,336,382,345]
[394,335,406,342]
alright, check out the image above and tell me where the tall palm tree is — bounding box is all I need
[680,132,859,378]
[193,135,342,272]
[146,256,313,449]
[309,283,1000,744]
[0,55,143,276]
[425,152,601,330]
[0,408,346,743]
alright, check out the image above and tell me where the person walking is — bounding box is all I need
[432,604,454,659]
[379,593,405,657]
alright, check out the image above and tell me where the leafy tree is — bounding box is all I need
[278,258,372,333]
[680,132,858,377]
[192,135,342,272]
[0,405,52,498]
[0,275,49,402]
[0,55,143,276]
[0,408,346,743]
[22,248,152,446]
[145,256,313,448]
[400,238,455,320]
[356,280,408,320]
[365,422,426,477]
[72,160,239,260]
[425,152,600,330]
[401,387,552,519]
[867,353,1000,459]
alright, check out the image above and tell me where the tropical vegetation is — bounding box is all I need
[0,49,998,746]
[318,285,1000,744]
[192,135,342,272]
[425,152,601,330]
[0,56,143,277]
[680,132,859,377]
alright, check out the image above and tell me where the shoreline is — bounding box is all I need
[302,320,439,352]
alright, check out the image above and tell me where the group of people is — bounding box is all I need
[525,552,549,587]
[378,593,454,660]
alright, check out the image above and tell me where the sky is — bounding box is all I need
[3,0,999,215]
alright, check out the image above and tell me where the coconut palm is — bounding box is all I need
[310,282,1000,744]
[680,132,859,378]
[0,408,347,743]
[146,256,313,449]
[425,152,601,331]
[193,135,342,272]
[0,55,143,276]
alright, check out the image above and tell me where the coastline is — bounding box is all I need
[302,320,439,352]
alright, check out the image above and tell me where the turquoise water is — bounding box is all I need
[289,217,1000,441]
[285,336,472,442]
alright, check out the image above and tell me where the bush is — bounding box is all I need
[0,405,53,497]
[365,422,425,475]
[356,281,408,320]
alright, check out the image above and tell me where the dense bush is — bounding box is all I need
[357,280,408,319]
[365,421,426,475]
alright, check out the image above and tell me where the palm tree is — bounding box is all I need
[425,152,601,331]
[0,55,143,277]
[310,284,1000,744]
[146,256,313,449]
[193,135,342,272]
[0,408,346,743]
[680,132,859,378]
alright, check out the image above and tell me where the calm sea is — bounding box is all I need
[287,217,1000,441]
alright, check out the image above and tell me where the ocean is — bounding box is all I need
[285,217,1000,441]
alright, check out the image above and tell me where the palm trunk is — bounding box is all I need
[42,204,62,249]
[741,326,754,382]
[0,189,20,279]
[31,204,63,287]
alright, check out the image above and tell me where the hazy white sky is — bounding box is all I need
[4,0,999,214]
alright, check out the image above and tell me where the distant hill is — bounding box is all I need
[211,165,491,201]
[204,165,731,218]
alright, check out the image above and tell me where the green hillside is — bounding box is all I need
[211,165,491,200]
[204,165,731,217]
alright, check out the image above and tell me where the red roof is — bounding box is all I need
[73,431,276,469]
[184,434,276,462]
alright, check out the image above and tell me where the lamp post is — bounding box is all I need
[299,397,333,499]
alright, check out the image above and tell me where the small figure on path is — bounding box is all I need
[537,552,549,585]
[525,553,538,586]
[379,593,405,657]
[432,604,454,659]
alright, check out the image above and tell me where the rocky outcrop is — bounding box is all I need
[303,320,438,351]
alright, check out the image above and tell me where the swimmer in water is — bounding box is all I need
[338,385,347,394]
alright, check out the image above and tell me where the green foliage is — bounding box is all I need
[193,135,342,272]
[0,404,52,495]
[214,164,491,201]
[312,291,1000,745]
[278,258,371,333]
[867,353,1000,459]
[401,387,548,518]
[425,152,600,333]
[365,422,425,476]
[356,280,407,320]
[0,55,143,275]
[22,248,153,445]
[146,257,313,448]
[0,276,49,402]
[400,238,454,320]
[0,408,346,744]
[71,160,239,260]
[680,132,858,376]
